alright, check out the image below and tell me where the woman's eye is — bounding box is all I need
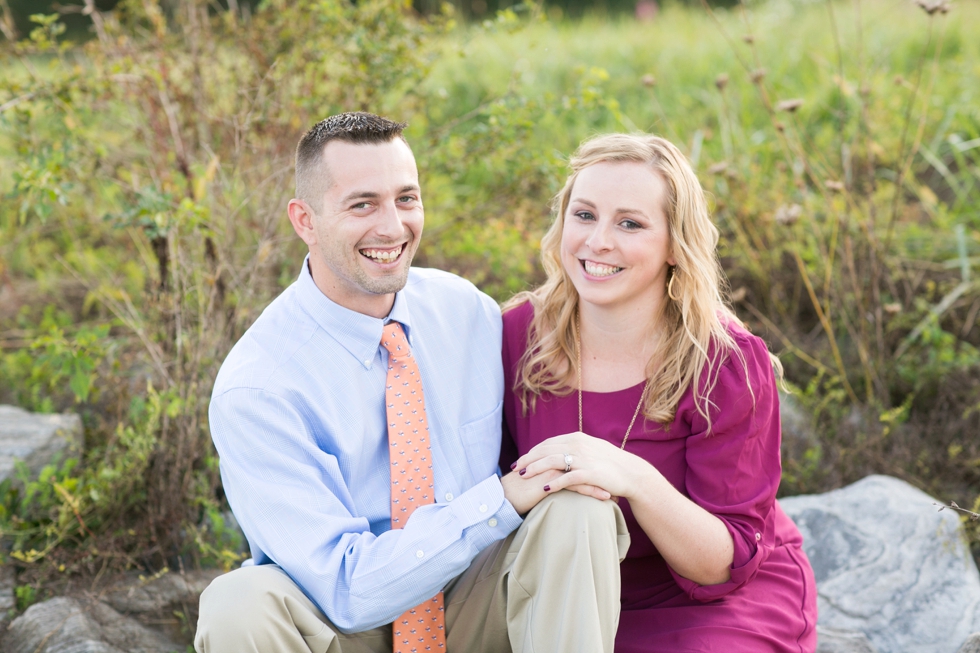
[575,211,595,221]
[621,219,641,231]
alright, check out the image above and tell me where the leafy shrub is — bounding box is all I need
[1,0,978,590]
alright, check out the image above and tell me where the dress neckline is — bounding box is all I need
[579,380,646,397]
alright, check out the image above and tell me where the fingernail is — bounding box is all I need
[519,468,526,476]
[543,485,551,492]
[510,462,517,470]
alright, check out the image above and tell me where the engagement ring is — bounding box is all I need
[563,453,573,473]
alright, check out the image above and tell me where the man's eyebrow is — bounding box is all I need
[340,185,420,204]
[340,190,380,204]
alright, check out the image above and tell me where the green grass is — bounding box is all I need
[1,0,979,578]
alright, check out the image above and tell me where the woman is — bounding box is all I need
[500,133,817,652]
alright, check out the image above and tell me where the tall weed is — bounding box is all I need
[0,0,978,581]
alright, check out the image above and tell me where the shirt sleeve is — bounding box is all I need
[667,333,782,602]
[210,387,523,633]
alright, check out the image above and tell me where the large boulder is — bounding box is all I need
[4,597,181,653]
[0,405,82,483]
[102,569,222,614]
[781,475,980,653]
[816,626,879,653]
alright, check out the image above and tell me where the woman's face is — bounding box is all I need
[560,160,676,315]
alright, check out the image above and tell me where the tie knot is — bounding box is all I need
[381,321,410,356]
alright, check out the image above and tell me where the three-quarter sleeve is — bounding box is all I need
[667,332,782,602]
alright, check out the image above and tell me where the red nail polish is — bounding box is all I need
[543,485,551,492]
[510,462,517,470]
[519,468,526,476]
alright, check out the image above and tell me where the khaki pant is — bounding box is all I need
[195,491,630,653]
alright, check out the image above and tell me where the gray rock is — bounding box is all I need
[0,405,82,483]
[4,597,180,653]
[817,626,879,653]
[0,564,15,634]
[103,569,222,614]
[958,633,980,653]
[0,564,15,613]
[781,475,980,653]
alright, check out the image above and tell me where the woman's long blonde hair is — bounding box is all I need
[505,133,781,430]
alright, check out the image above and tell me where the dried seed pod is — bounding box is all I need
[776,98,804,112]
[641,74,656,88]
[715,73,729,91]
[750,68,766,83]
[774,204,803,226]
[914,0,950,14]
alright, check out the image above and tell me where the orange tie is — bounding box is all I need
[381,322,447,653]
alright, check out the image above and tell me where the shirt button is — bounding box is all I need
[364,359,371,365]
[479,504,488,513]
[416,550,424,558]
[445,492,454,502]
[488,518,498,527]
[755,532,762,541]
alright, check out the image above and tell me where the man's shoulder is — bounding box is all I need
[402,268,502,346]
[404,267,498,312]
[405,266,480,293]
[212,282,315,398]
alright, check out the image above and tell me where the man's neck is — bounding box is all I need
[307,257,395,319]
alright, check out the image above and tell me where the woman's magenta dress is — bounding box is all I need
[500,302,818,653]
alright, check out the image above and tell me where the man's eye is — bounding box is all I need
[397,196,416,204]
[352,202,370,210]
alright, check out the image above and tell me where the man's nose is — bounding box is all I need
[375,201,404,239]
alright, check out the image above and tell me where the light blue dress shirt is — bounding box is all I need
[209,258,522,633]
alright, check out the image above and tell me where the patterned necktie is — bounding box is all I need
[381,321,447,653]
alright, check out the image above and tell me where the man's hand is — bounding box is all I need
[500,468,612,516]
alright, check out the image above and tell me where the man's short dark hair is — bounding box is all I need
[295,112,408,213]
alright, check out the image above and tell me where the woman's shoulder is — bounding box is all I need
[718,318,773,369]
[709,319,778,400]
[501,298,535,341]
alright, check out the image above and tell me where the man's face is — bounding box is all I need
[308,138,423,315]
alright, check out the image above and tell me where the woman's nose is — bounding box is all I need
[585,221,614,252]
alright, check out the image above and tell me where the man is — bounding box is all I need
[196,112,629,653]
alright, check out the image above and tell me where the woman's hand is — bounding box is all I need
[513,431,735,585]
[501,466,612,516]
[510,431,656,501]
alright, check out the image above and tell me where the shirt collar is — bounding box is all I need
[295,255,414,369]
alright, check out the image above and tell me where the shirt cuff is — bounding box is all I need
[447,475,522,542]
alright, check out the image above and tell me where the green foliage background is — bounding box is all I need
[1,0,978,604]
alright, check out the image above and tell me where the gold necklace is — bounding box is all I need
[576,315,647,450]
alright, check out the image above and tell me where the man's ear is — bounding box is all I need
[287,199,318,247]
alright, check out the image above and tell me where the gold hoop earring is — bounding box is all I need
[667,271,680,301]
